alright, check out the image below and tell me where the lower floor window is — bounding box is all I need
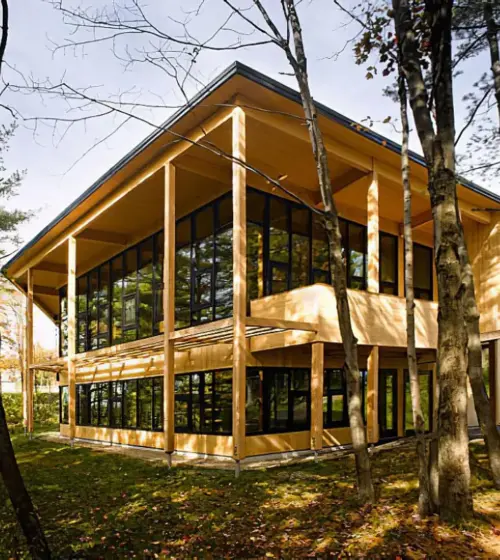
[323,368,368,428]
[404,370,433,435]
[174,370,232,435]
[75,377,163,431]
[246,368,311,434]
[59,386,69,424]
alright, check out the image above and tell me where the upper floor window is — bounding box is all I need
[246,188,368,299]
[380,232,398,295]
[413,243,433,301]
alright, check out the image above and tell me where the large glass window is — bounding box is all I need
[380,232,398,295]
[482,343,490,397]
[174,370,232,435]
[59,287,68,358]
[413,243,433,300]
[404,370,433,435]
[59,386,69,424]
[77,377,163,431]
[246,368,311,434]
[324,369,347,427]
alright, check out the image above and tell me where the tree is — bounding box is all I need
[0,1,51,556]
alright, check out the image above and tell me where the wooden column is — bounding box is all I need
[232,107,247,464]
[24,269,34,434]
[163,163,176,456]
[366,346,379,443]
[367,170,379,293]
[310,342,324,451]
[67,236,77,441]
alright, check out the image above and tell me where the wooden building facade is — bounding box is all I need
[3,63,500,463]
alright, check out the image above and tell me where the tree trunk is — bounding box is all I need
[284,0,374,501]
[398,68,433,517]
[457,221,500,487]
[0,393,51,558]
[483,0,500,128]
[393,0,473,521]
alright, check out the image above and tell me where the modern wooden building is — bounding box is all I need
[4,62,500,464]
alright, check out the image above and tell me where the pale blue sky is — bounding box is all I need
[1,0,496,346]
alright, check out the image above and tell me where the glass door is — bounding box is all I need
[379,369,398,440]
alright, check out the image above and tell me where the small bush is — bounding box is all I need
[1,392,59,427]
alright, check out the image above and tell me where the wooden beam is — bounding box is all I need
[331,169,370,195]
[367,171,379,293]
[13,106,235,279]
[366,346,379,443]
[163,163,176,456]
[232,107,247,465]
[33,261,67,274]
[78,228,128,245]
[411,209,433,229]
[33,285,58,297]
[245,316,317,332]
[310,342,324,451]
[67,237,77,441]
[24,269,34,434]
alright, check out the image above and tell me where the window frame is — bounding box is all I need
[59,385,69,424]
[323,369,348,428]
[413,242,434,301]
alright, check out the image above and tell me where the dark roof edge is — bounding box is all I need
[4,60,499,274]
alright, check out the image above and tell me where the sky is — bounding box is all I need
[1,0,497,349]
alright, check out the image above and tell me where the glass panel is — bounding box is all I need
[175,218,192,329]
[59,288,68,357]
[271,264,288,295]
[99,382,110,427]
[77,276,88,353]
[331,395,344,423]
[246,370,263,434]
[247,189,265,225]
[247,223,264,300]
[153,378,163,430]
[154,232,164,333]
[138,238,154,339]
[191,374,201,432]
[385,374,394,431]
[123,380,137,429]
[202,372,214,433]
[269,198,289,266]
[348,222,366,289]
[98,264,110,348]
[267,370,289,431]
[111,256,123,345]
[291,206,310,289]
[111,381,123,428]
[88,270,99,351]
[218,194,233,229]
[138,378,153,430]
[405,371,432,433]
[414,244,432,300]
[213,370,232,434]
[77,384,90,426]
[174,374,190,432]
[215,227,233,319]
[380,233,398,295]
[60,386,69,423]
[89,383,99,426]
[123,249,138,341]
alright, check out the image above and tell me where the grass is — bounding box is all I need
[1,430,500,559]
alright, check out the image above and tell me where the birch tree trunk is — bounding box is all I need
[0,394,51,559]
[284,0,374,501]
[398,69,433,516]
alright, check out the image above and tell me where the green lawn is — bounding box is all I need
[1,431,500,559]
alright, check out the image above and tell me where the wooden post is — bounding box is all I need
[310,342,324,451]
[67,236,77,441]
[24,269,34,435]
[366,346,379,443]
[163,163,176,457]
[367,170,379,293]
[232,107,247,464]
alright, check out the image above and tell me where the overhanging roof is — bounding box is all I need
[4,60,500,276]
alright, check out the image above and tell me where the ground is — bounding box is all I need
[1,429,500,559]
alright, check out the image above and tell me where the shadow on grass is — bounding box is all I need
[1,433,499,558]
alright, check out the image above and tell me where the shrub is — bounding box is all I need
[1,391,59,428]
